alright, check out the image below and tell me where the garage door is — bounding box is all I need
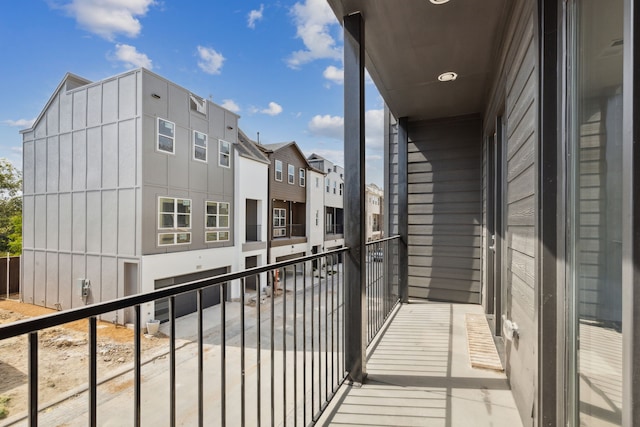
[154,267,228,322]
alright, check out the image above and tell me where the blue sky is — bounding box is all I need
[0,0,385,186]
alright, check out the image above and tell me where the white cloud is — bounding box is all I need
[58,0,155,41]
[247,4,264,29]
[221,99,240,113]
[3,118,36,128]
[197,46,225,75]
[112,43,152,69]
[308,148,344,166]
[287,0,341,69]
[308,114,343,140]
[323,65,343,85]
[260,102,283,116]
[365,109,384,150]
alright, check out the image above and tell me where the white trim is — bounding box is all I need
[158,232,192,246]
[299,168,306,187]
[218,139,231,168]
[157,117,175,155]
[157,197,192,231]
[193,130,208,163]
[275,160,283,182]
[288,164,295,184]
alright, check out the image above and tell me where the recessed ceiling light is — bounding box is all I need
[438,72,458,82]
[430,0,451,4]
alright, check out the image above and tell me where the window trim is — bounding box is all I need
[158,232,192,246]
[193,130,208,163]
[299,168,306,187]
[288,164,295,184]
[157,117,176,155]
[273,208,286,228]
[158,197,192,231]
[218,139,231,168]
[275,160,283,182]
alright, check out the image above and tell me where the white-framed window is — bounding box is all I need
[193,131,207,162]
[315,211,319,226]
[157,118,175,154]
[158,197,192,246]
[275,160,283,181]
[326,178,330,193]
[288,164,295,184]
[299,168,306,187]
[205,201,230,243]
[315,177,320,188]
[273,208,286,228]
[333,181,337,194]
[219,139,231,168]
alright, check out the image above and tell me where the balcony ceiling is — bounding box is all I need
[327,0,511,121]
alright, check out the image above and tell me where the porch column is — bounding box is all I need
[398,117,409,303]
[343,11,367,384]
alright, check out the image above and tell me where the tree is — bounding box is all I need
[0,159,21,254]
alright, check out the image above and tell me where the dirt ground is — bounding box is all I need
[0,300,167,421]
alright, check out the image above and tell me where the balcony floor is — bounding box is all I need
[318,300,523,427]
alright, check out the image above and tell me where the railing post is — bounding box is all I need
[398,117,409,304]
[343,11,367,385]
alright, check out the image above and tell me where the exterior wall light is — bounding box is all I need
[151,93,161,99]
[438,72,458,82]
[430,0,451,4]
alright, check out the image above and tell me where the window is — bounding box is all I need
[219,140,231,168]
[273,208,286,227]
[333,181,337,194]
[288,164,295,184]
[157,118,175,154]
[275,160,283,181]
[315,177,320,188]
[326,178,330,193]
[205,201,230,242]
[193,131,207,162]
[315,210,319,226]
[299,168,305,187]
[339,183,343,196]
[158,197,191,245]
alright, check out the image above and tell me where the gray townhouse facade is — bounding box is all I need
[329,0,637,425]
[21,68,239,324]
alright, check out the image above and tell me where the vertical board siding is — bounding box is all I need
[407,116,482,304]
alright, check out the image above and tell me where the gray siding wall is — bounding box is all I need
[140,71,236,254]
[384,108,399,296]
[22,71,142,317]
[407,116,482,304]
[484,1,538,424]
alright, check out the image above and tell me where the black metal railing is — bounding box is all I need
[0,248,348,426]
[365,236,400,345]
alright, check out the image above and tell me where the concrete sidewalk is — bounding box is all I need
[317,300,523,427]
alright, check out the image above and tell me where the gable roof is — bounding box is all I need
[21,72,92,134]
[236,129,270,164]
[257,141,316,170]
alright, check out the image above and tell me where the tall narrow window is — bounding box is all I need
[273,208,286,237]
[568,1,624,425]
[205,201,230,242]
[193,131,207,162]
[288,164,295,184]
[157,118,175,154]
[326,178,330,193]
[299,168,306,187]
[219,140,231,168]
[275,160,283,181]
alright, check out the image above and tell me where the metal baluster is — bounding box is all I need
[325,256,329,401]
[282,267,287,426]
[303,262,307,425]
[311,260,315,419]
[241,278,246,427]
[197,290,204,427]
[169,296,176,427]
[221,284,227,426]
[134,305,141,427]
[28,331,38,427]
[293,264,298,425]
[256,274,261,426]
[270,272,275,427]
[89,317,97,427]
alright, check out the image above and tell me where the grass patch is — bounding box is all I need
[0,395,9,419]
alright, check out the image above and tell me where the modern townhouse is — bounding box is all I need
[307,154,345,255]
[257,142,315,264]
[21,68,241,325]
[365,183,383,242]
